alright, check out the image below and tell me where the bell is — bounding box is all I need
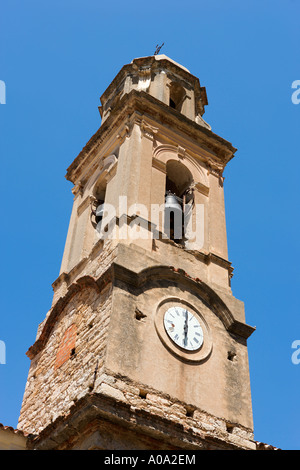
[164,192,183,240]
[95,203,104,219]
[164,192,182,215]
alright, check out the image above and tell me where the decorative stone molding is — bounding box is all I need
[136,66,152,93]
[66,90,236,185]
[195,113,211,130]
[140,118,158,141]
[153,143,209,189]
[152,157,167,173]
[77,194,96,217]
[71,183,84,197]
[113,262,255,339]
[194,181,209,196]
[101,153,118,182]
[177,145,186,159]
[116,122,131,145]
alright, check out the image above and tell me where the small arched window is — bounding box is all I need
[164,160,194,244]
[169,82,186,112]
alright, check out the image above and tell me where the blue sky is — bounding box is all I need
[0,0,299,450]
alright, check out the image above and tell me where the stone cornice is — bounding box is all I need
[27,259,254,360]
[25,385,256,450]
[112,262,255,340]
[100,55,204,107]
[66,89,237,185]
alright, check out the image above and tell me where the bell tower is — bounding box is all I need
[18,55,256,450]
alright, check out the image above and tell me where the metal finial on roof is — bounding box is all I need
[154,43,164,55]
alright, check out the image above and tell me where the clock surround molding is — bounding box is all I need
[154,297,213,363]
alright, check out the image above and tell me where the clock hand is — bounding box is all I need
[183,310,188,346]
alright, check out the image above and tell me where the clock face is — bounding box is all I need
[163,306,204,351]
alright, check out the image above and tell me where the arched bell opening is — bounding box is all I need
[164,160,194,244]
[169,82,186,112]
[92,178,107,230]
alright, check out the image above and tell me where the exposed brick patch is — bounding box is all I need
[26,270,113,360]
[55,324,77,370]
[18,285,113,434]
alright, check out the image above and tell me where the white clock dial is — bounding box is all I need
[163,307,204,351]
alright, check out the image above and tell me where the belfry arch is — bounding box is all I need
[153,144,209,190]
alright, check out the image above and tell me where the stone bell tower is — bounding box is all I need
[18,55,256,450]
